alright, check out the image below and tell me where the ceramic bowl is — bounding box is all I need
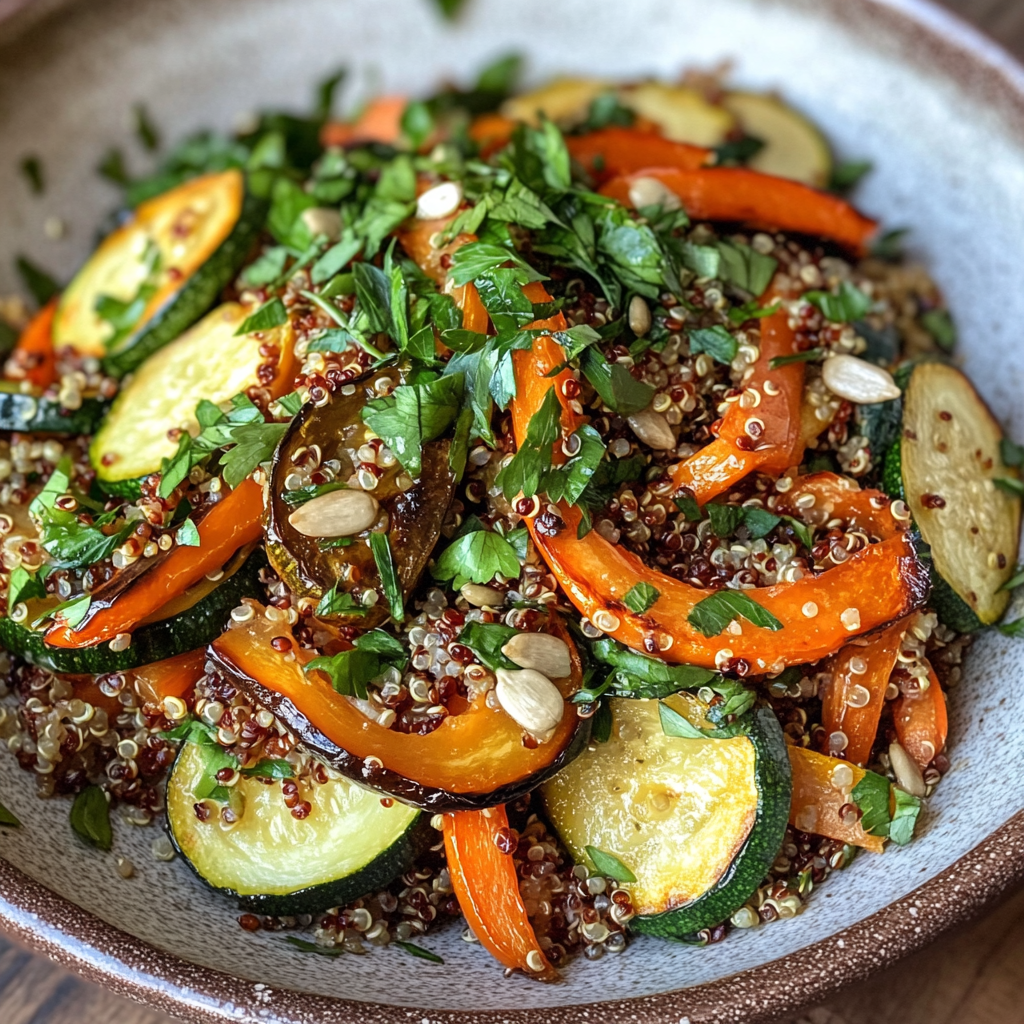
[1,0,1023,1021]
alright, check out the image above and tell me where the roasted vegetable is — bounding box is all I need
[543,695,790,937]
[209,606,590,811]
[169,736,427,916]
[265,368,455,627]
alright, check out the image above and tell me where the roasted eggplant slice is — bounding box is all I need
[266,369,454,627]
[208,604,591,812]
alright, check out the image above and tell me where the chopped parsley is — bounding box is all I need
[585,845,637,884]
[687,590,784,638]
[623,582,659,615]
[432,518,521,589]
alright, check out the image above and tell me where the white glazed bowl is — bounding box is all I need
[0,1,1023,1021]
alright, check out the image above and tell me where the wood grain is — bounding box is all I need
[0,0,1021,1021]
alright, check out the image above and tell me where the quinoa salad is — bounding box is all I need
[0,60,1020,979]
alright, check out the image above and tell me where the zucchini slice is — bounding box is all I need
[53,170,267,376]
[0,547,265,674]
[501,78,612,128]
[90,302,294,489]
[542,697,790,937]
[168,737,426,916]
[621,83,735,147]
[721,92,832,187]
[898,362,1021,625]
[0,383,108,435]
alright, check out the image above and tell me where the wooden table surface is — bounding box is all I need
[3,0,1024,1021]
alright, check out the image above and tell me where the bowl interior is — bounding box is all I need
[1,0,1024,1013]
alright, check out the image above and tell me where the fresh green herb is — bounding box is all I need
[994,477,1024,498]
[589,638,716,695]
[275,390,305,417]
[806,281,872,323]
[432,520,521,589]
[850,770,892,838]
[920,309,956,353]
[997,618,1024,638]
[688,590,784,638]
[1001,438,1024,469]
[495,387,561,500]
[314,584,367,618]
[688,326,738,365]
[305,632,405,700]
[674,494,702,522]
[241,247,290,287]
[781,515,815,550]
[369,532,404,622]
[727,300,780,325]
[658,701,707,740]
[97,147,130,186]
[394,941,445,964]
[281,481,348,506]
[235,298,288,336]
[239,758,294,779]
[870,228,908,262]
[134,104,161,152]
[829,159,872,193]
[456,621,519,671]
[312,234,362,285]
[579,92,635,133]
[770,347,824,370]
[714,240,777,297]
[712,134,764,166]
[623,582,659,615]
[579,346,655,414]
[7,566,46,612]
[591,699,613,743]
[0,800,20,827]
[282,937,346,957]
[363,374,464,477]
[267,176,319,249]
[1000,565,1024,592]
[19,155,44,194]
[176,519,201,547]
[706,503,744,538]
[433,0,468,18]
[741,506,781,539]
[69,785,112,851]
[585,845,637,884]
[889,787,921,846]
[15,255,60,306]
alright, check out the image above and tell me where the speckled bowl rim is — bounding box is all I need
[1,0,1024,1021]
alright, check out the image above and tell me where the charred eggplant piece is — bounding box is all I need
[266,369,454,628]
[208,605,591,812]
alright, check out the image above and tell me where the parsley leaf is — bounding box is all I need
[432,522,521,589]
[658,701,706,739]
[706,503,744,537]
[457,621,519,671]
[235,298,288,335]
[220,421,289,488]
[0,800,20,827]
[920,309,956,353]
[585,845,637,883]
[579,347,654,415]
[306,628,407,699]
[7,566,45,611]
[369,532,404,622]
[314,583,366,618]
[176,519,200,547]
[239,759,294,780]
[850,770,892,838]
[889,787,921,846]
[688,590,783,637]
[623,582,659,615]
[1001,438,1024,469]
[589,638,716,697]
[806,281,872,323]
[69,785,112,851]
[770,347,824,370]
[495,387,561,499]
[15,256,60,306]
[362,374,464,477]
[688,326,738,365]
[714,240,777,297]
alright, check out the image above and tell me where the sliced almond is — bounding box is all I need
[501,632,572,679]
[627,408,676,450]
[822,354,901,404]
[888,740,927,798]
[494,668,565,743]
[288,489,379,538]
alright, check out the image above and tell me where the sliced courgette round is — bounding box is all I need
[0,547,265,674]
[168,737,426,916]
[542,696,790,937]
[898,362,1021,626]
[721,91,832,187]
[501,78,612,128]
[621,83,735,147]
[0,383,108,435]
[54,170,267,377]
[90,302,294,488]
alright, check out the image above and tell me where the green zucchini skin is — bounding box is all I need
[630,707,792,938]
[101,191,267,378]
[0,549,265,674]
[0,389,109,435]
[167,739,431,916]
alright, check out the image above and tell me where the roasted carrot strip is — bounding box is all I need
[45,477,264,649]
[444,806,556,981]
[468,113,517,157]
[7,297,58,389]
[672,280,803,502]
[566,127,710,181]
[821,617,909,767]
[211,608,581,795]
[511,335,927,669]
[320,96,407,148]
[131,649,207,707]
[600,167,877,255]
[396,216,490,334]
[893,659,948,768]
[787,746,885,853]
